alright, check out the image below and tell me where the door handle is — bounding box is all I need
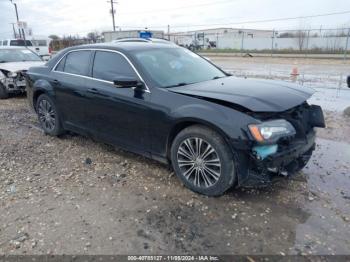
[87,88,100,94]
[53,79,60,86]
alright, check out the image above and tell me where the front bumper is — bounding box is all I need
[263,130,315,168]
[239,130,316,187]
[0,77,26,93]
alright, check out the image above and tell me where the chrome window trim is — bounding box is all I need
[51,48,151,93]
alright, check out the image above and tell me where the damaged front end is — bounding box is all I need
[0,69,27,94]
[239,102,325,187]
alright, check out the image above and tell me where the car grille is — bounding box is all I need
[16,70,27,81]
[283,103,313,139]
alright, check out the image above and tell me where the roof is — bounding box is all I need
[45,42,179,68]
[68,41,179,52]
[102,29,164,34]
[112,37,176,45]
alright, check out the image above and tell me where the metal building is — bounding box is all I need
[102,30,165,42]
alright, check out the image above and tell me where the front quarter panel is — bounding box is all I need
[149,88,260,158]
[26,66,53,111]
[171,102,257,145]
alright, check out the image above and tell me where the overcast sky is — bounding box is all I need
[0,0,350,39]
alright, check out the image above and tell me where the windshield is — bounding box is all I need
[0,49,42,63]
[131,47,226,88]
[10,40,33,46]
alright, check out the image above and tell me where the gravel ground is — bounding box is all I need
[0,96,349,255]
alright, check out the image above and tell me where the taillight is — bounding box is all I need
[49,47,52,54]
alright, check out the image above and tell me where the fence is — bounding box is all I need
[168,28,350,59]
[48,28,350,59]
[50,38,103,52]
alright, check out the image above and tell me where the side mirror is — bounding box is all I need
[347,75,350,88]
[113,77,144,89]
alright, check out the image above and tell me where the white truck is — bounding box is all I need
[0,38,52,59]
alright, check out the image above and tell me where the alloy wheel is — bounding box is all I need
[38,99,56,132]
[177,137,222,188]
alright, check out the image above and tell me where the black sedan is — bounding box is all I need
[26,42,325,196]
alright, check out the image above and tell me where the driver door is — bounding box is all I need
[83,50,151,153]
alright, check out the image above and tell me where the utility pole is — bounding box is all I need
[344,28,350,62]
[22,28,27,47]
[271,29,275,57]
[10,23,16,38]
[167,25,170,40]
[9,0,22,39]
[240,30,245,54]
[305,29,310,58]
[107,0,117,31]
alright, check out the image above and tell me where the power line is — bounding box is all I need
[119,10,350,29]
[118,0,236,15]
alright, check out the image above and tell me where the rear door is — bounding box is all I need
[50,50,93,131]
[31,39,50,56]
[83,50,151,153]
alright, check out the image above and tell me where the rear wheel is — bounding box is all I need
[36,94,64,136]
[170,125,236,196]
[0,83,9,99]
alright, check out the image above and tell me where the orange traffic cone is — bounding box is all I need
[290,67,299,83]
[291,67,299,76]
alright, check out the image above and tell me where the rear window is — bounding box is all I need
[10,40,33,46]
[55,57,65,72]
[63,51,91,76]
[32,40,47,46]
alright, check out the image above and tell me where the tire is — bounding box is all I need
[36,94,64,136]
[0,83,9,99]
[170,125,236,196]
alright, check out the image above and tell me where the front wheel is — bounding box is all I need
[36,94,64,136]
[170,125,236,196]
[0,83,9,99]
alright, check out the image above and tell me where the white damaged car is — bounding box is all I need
[0,47,44,99]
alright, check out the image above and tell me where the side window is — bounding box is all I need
[55,56,66,72]
[10,40,32,46]
[32,40,47,46]
[92,51,136,82]
[3,40,8,46]
[64,51,91,76]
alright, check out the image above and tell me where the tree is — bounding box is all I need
[86,31,100,43]
[295,30,307,51]
[278,32,295,38]
[48,34,60,40]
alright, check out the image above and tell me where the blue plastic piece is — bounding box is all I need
[139,31,152,39]
[253,145,278,160]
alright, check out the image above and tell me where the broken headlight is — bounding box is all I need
[7,72,18,78]
[248,119,296,143]
[0,71,6,83]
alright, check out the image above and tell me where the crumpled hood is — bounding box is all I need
[168,76,315,112]
[0,61,45,73]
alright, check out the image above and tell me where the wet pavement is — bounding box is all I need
[0,97,349,255]
[208,55,350,89]
[293,139,350,255]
